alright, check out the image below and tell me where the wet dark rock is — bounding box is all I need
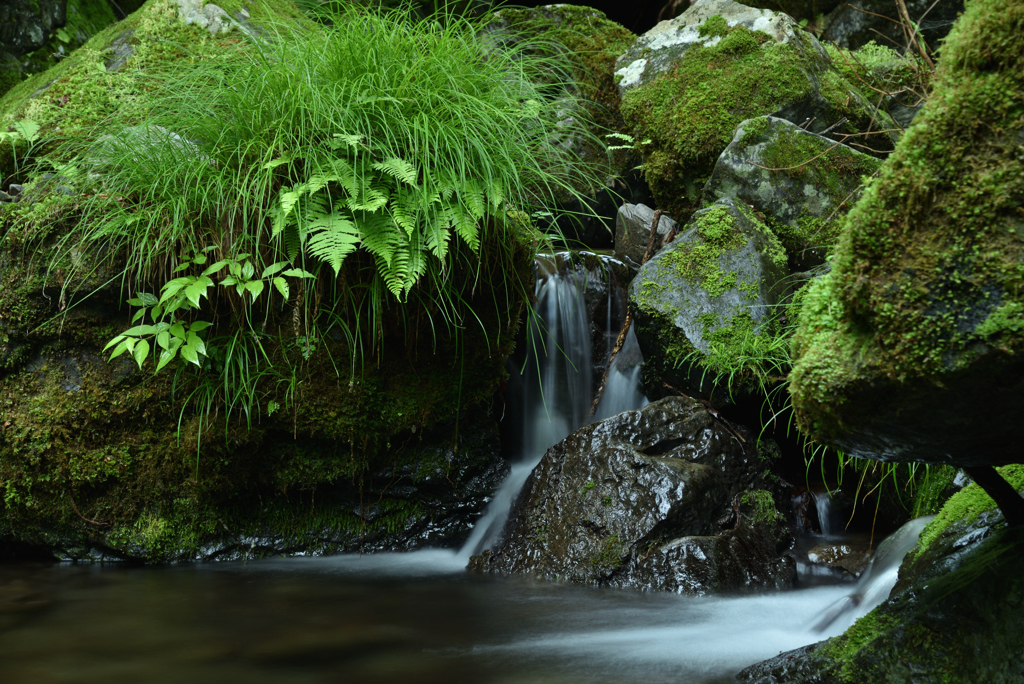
[806,540,871,576]
[470,397,794,594]
[629,198,789,401]
[614,203,678,266]
[702,116,881,271]
[823,0,964,52]
[0,1,67,57]
[738,472,1024,683]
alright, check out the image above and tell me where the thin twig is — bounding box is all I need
[67,491,109,527]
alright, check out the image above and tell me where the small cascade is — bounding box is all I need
[811,490,845,537]
[461,253,647,558]
[811,515,935,633]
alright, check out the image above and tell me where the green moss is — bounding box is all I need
[621,22,882,220]
[789,0,1024,441]
[916,464,1024,553]
[590,533,625,571]
[911,465,959,517]
[698,15,729,39]
[740,489,783,525]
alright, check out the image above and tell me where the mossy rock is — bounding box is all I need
[788,0,1024,468]
[629,198,789,402]
[738,465,1024,684]
[614,0,894,220]
[0,0,532,562]
[702,115,882,271]
[823,0,964,52]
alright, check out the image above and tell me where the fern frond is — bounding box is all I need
[358,212,403,269]
[371,157,418,186]
[307,211,360,276]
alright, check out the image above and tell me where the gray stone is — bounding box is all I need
[628,198,789,401]
[469,396,793,594]
[104,29,135,72]
[702,116,882,270]
[614,0,822,96]
[175,0,232,36]
[614,203,678,266]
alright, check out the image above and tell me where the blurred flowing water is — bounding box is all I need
[0,255,903,682]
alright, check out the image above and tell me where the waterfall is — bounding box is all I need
[811,490,844,537]
[811,515,935,633]
[461,254,648,558]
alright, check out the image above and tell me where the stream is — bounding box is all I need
[0,255,920,683]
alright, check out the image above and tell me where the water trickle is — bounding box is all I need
[461,254,648,557]
[811,489,845,537]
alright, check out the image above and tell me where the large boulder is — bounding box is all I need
[702,115,882,271]
[614,0,893,219]
[787,0,1024,468]
[629,198,789,401]
[738,465,1024,683]
[469,396,795,594]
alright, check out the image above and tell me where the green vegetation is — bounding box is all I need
[916,465,1024,553]
[789,0,1024,442]
[0,1,605,560]
[620,21,884,220]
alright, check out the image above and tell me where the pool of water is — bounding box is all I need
[0,550,851,684]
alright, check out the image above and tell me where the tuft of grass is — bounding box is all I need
[48,4,603,426]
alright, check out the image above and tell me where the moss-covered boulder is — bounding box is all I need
[469,396,794,594]
[481,5,644,248]
[737,465,1024,684]
[629,198,789,401]
[614,0,892,220]
[0,0,533,562]
[702,115,882,271]
[788,0,1024,467]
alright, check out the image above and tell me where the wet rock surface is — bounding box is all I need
[738,472,1024,683]
[823,0,964,52]
[470,397,794,594]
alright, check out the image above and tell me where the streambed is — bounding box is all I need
[0,552,852,684]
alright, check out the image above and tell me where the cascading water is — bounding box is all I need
[461,253,648,557]
[811,515,936,633]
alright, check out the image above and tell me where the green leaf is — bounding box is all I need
[184,276,213,308]
[262,154,293,170]
[273,277,289,300]
[159,277,193,304]
[122,324,157,336]
[139,292,159,307]
[133,339,150,368]
[261,261,288,279]
[281,268,315,279]
[372,157,418,186]
[244,279,265,301]
[151,305,163,320]
[192,254,207,265]
[156,331,171,350]
[307,214,360,276]
[108,339,132,361]
[12,120,40,145]
[186,332,206,358]
[180,342,200,365]
[173,262,191,273]
[241,261,255,280]
[189,321,212,332]
[131,308,147,324]
[127,298,143,307]
[170,322,186,340]
[202,260,229,276]
[155,347,178,373]
[103,335,126,351]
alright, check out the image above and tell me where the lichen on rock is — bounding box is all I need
[615,0,892,220]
